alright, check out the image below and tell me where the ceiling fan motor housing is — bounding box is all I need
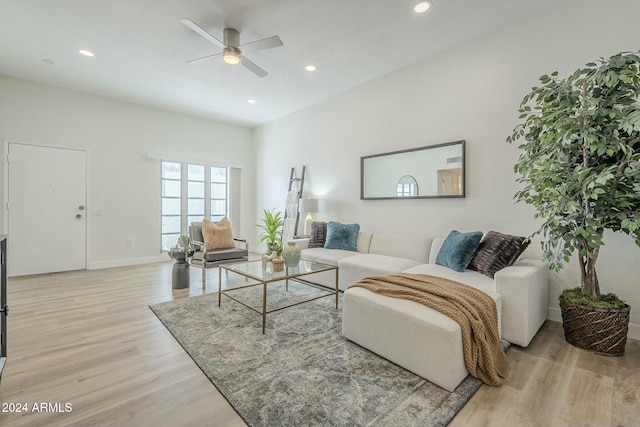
[223,28,240,48]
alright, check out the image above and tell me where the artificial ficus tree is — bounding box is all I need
[508,51,640,300]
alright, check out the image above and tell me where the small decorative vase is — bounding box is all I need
[272,258,285,272]
[262,252,278,270]
[282,241,301,267]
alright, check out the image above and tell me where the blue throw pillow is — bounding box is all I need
[435,230,483,272]
[324,221,360,252]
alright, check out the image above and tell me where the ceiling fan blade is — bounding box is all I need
[239,35,283,54]
[186,52,223,64]
[241,56,268,78]
[180,18,225,48]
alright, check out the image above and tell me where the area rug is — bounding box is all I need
[150,281,493,427]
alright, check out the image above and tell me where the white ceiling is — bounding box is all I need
[0,0,555,127]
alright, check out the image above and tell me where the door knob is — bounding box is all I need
[76,214,82,219]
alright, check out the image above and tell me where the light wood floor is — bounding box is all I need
[0,262,638,427]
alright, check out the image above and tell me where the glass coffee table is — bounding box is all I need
[218,259,338,333]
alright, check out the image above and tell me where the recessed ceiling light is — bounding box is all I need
[247,99,256,104]
[78,49,94,57]
[414,1,431,13]
[305,65,317,72]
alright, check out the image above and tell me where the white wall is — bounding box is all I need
[0,75,254,269]
[253,0,640,338]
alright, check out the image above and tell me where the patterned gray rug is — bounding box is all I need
[150,281,488,427]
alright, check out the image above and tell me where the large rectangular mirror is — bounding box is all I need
[361,140,465,199]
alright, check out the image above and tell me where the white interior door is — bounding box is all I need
[438,171,455,196]
[7,143,87,276]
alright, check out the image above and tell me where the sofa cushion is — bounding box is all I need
[308,221,327,248]
[301,247,359,266]
[342,287,468,391]
[468,231,530,278]
[343,284,502,391]
[339,254,422,291]
[435,230,483,272]
[324,221,360,251]
[402,263,496,296]
[368,233,432,263]
[193,247,248,262]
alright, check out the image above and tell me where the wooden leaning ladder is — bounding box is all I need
[286,166,306,237]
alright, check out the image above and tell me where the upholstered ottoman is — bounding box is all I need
[342,286,502,392]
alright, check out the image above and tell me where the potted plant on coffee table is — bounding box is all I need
[508,51,640,355]
[257,208,284,269]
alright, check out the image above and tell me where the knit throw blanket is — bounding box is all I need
[350,273,509,386]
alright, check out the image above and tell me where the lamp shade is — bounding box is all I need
[299,198,319,213]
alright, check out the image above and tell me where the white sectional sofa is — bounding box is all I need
[297,230,549,391]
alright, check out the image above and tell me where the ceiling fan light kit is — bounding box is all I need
[223,47,241,65]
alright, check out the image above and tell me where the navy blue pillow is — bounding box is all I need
[436,230,483,272]
[324,221,360,252]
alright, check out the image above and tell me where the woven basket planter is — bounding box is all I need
[559,297,630,356]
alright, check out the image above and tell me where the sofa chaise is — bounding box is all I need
[296,229,548,391]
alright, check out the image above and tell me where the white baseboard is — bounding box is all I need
[87,254,169,270]
[548,306,640,341]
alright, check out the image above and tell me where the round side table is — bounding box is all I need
[170,250,190,289]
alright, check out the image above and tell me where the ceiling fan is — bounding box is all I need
[180,18,283,78]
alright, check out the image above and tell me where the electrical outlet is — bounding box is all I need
[126,239,133,247]
[93,209,103,216]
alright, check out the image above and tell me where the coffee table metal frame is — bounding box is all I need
[218,259,338,333]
